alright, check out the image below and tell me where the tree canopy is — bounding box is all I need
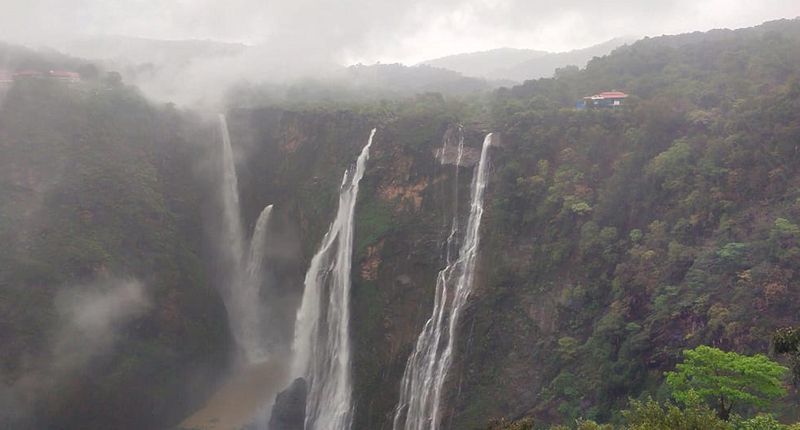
[665,346,788,419]
[773,327,800,386]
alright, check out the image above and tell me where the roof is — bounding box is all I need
[49,70,81,78]
[584,91,628,100]
[14,70,43,77]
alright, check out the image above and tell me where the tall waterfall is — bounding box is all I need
[292,128,377,430]
[234,204,274,363]
[393,133,493,430]
[219,114,245,273]
[218,113,274,364]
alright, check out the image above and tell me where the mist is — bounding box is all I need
[0,279,150,427]
[0,0,796,107]
[51,279,150,372]
[2,1,800,429]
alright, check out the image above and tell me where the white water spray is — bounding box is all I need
[219,114,245,271]
[291,128,377,430]
[393,133,493,430]
[218,114,274,364]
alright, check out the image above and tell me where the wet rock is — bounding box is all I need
[436,144,481,166]
[396,274,412,287]
[269,378,307,430]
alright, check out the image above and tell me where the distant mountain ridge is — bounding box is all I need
[344,63,490,95]
[57,35,248,67]
[419,47,549,79]
[421,37,636,82]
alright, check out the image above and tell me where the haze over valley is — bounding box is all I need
[1,1,800,430]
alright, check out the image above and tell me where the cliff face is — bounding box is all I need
[225,107,378,349]
[0,79,230,429]
[228,46,800,428]
[0,76,487,429]
[226,104,487,429]
[3,18,800,430]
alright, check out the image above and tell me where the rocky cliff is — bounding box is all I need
[0,77,230,428]
[2,18,800,430]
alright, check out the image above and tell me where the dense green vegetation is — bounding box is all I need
[666,346,787,419]
[3,15,800,430]
[454,18,800,428]
[227,18,800,429]
[484,347,795,429]
[773,327,800,385]
[490,399,800,430]
[0,70,229,428]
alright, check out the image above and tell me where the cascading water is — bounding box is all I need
[291,128,377,430]
[393,133,493,430]
[218,113,274,364]
[219,114,245,273]
[234,204,274,363]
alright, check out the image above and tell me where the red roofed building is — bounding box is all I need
[49,70,81,83]
[578,90,629,108]
[13,70,44,79]
[0,71,13,85]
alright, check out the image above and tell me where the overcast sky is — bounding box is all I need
[3,0,797,64]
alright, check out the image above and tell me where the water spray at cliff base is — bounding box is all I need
[218,113,276,365]
[181,114,286,430]
[291,128,376,430]
[393,132,493,430]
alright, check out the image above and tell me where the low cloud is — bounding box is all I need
[51,279,150,372]
[1,0,794,107]
[0,279,150,426]
[1,0,796,64]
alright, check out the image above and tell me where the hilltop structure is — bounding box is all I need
[0,70,81,83]
[577,90,628,108]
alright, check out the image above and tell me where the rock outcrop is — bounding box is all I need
[269,378,308,430]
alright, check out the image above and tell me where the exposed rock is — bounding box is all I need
[280,124,307,153]
[269,378,307,430]
[395,274,413,287]
[378,179,428,212]
[360,240,385,281]
[435,143,481,167]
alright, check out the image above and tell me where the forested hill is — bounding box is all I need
[421,37,632,83]
[456,17,800,426]
[494,18,800,109]
[0,67,230,428]
[225,17,800,429]
[1,16,800,430]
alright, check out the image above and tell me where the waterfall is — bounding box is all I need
[393,133,493,430]
[291,128,377,430]
[218,113,274,364]
[235,204,273,363]
[219,114,245,273]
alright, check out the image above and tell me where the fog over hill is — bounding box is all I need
[26,35,631,107]
[2,0,800,428]
[419,47,549,80]
[422,37,636,82]
[56,35,248,68]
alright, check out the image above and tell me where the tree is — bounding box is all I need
[732,414,787,430]
[665,346,788,420]
[772,327,800,386]
[487,418,534,430]
[622,396,729,430]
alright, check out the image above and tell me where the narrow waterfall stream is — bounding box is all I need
[291,128,377,430]
[235,204,274,363]
[181,115,285,430]
[393,133,493,430]
[218,113,274,364]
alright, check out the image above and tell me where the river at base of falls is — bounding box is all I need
[179,355,290,430]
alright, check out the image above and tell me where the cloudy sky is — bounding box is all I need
[3,0,797,64]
